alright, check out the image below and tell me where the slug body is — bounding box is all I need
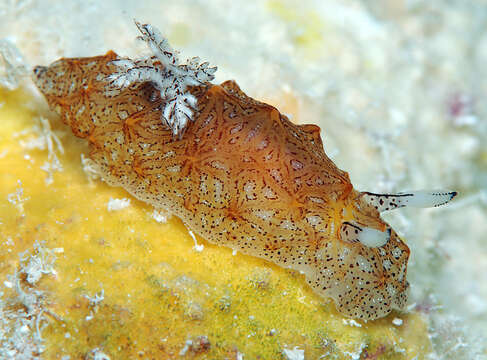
[33,33,455,320]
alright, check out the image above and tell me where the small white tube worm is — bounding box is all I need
[361,190,457,212]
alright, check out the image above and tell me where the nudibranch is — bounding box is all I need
[32,21,456,320]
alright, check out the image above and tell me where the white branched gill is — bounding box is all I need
[106,21,217,138]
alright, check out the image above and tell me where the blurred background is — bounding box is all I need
[1,0,486,358]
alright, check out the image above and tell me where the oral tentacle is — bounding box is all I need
[340,221,391,248]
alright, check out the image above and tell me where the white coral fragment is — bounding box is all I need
[151,208,171,223]
[84,289,105,308]
[81,153,100,182]
[0,242,58,358]
[282,346,304,360]
[7,180,29,213]
[188,228,204,252]
[15,116,64,185]
[107,197,131,212]
[19,241,57,285]
[0,39,28,90]
[106,20,217,138]
[392,318,403,326]
[86,347,111,360]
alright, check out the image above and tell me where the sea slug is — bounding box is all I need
[32,21,456,320]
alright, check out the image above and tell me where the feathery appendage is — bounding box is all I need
[106,21,217,138]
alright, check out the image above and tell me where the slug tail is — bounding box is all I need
[32,53,119,138]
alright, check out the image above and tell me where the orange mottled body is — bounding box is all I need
[33,52,410,320]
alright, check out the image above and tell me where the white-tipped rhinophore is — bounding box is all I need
[340,221,391,248]
[362,190,457,213]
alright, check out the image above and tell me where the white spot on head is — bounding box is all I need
[306,215,322,226]
[200,215,207,226]
[392,247,402,259]
[387,284,397,297]
[280,219,296,230]
[383,259,392,271]
[263,186,276,199]
[338,247,350,261]
[356,255,372,273]
[321,267,333,278]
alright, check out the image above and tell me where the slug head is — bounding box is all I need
[306,189,456,319]
[299,190,409,320]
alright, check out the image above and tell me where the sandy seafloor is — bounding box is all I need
[0,0,486,359]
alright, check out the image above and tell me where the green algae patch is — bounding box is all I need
[0,88,432,359]
[266,0,325,58]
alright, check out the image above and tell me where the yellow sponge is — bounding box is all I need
[0,87,431,359]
